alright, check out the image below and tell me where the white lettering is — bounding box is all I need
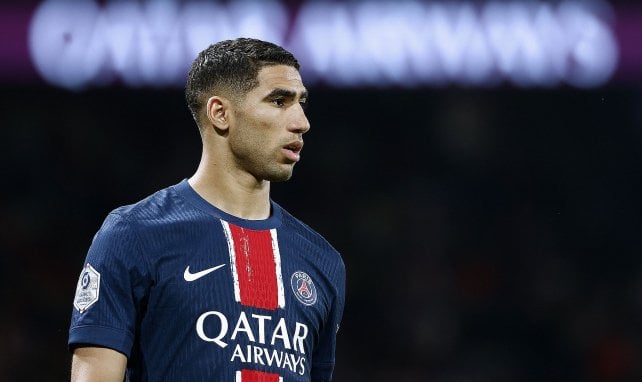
[270,318,291,350]
[281,351,293,370]
[292,322,308,354]
[100,1,141,85]
[136,1,185,85]
[290,2,357,85]
[182,2,231,58]
[230,311,255,343]
[252,314,272,344]
[230,344,247,362]
[195,310,309,354]
[196,311,228,348]
[559,0,618,87]
[29,0,617,89]
[253,346,265,365]
[231,344,307,375]
[28,1,104,89]
[226,1,287,44]
[264,347,284,367]
[289,353,305,375]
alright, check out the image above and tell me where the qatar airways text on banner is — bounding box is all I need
[28,0,618,90]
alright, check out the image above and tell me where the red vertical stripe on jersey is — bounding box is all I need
[229,224,279,310]
[240,369,281,382]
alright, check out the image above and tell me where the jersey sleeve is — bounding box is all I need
[310,257,346,382]
[68,212,152,358]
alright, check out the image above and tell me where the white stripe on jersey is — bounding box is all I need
[221,220,241,303]
[270,229,286,309]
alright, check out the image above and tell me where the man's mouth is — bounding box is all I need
[282,141,303,162]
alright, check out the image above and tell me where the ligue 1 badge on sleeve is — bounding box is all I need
[73,263,101,313]
[290,271,317,306]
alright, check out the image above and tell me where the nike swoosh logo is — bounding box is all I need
[183,264,226,282]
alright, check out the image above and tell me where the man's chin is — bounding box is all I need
[266,165,295,182]
[268,172,293,183]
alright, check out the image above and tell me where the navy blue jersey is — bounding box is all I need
[69,180,345,382]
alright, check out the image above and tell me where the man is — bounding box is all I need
[69,38,345,382]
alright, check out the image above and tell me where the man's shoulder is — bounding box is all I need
[110,184,180,221]
[277,206,346,289]
[277,205,341,256]
[102,181,203,232]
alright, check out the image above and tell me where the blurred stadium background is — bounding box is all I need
[1,0,641,380]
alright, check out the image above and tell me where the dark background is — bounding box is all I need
[2,82,642,381]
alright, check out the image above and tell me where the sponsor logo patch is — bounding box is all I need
[74,263,100,313]
[290,271,317,306]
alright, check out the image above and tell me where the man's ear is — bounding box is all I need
[206,96,230,131]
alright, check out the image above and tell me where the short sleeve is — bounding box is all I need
[68,212,152,358]
[310,259,346,382]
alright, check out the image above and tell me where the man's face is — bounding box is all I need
[227,65,310,182]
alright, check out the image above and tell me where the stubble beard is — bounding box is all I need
[258,160,295,183]
[227,120,296,183]
[234,148,295,184]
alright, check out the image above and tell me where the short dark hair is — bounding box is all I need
[185,38,300,125]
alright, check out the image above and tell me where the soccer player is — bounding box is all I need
[69,38,346,382]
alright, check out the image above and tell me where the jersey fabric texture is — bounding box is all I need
[69,179,345,382]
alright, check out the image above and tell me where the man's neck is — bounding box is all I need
[188,155,271,220]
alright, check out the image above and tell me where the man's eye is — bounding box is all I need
[299,99,308,110]
[272,98,285,107]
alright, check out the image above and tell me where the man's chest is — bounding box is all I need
[137,221,332,378]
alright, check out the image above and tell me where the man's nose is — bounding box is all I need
[289,105,310,134]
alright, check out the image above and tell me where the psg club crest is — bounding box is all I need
[73,263,101,313]
[290,271,317,306]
